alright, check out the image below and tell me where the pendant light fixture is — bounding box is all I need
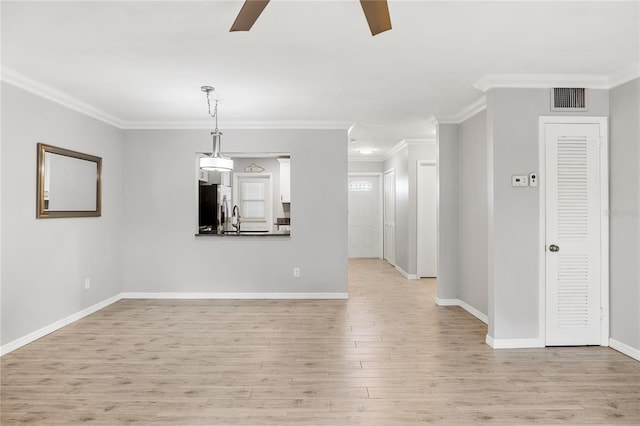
[199,86,234,172]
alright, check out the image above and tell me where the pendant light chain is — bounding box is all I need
[205,89,219,133]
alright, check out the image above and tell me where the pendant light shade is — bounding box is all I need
[200,156,234,171]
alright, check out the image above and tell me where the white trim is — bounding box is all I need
[607,62,640,89]
[348,172,384,259]
[609,338,640,362]
[538,116,610,347]
[436,298,488,324]
[458,300,488,324]
[538,124,547,348]
[425,115,438,126]
[124,120,354,130]
[435,297,460,306]
[382,139,408,161]
[347,122,357,137]
[473,63,639,92]
[383,138,437,161]
[0,67,354,131]
[383,140,408,161]
[121,292,349,300]
[436,96,487,124]
[473,73,610,92]
[0,294,123,356]
[405,138,436,145]
[383,169,397,266]
[485,335,545,349]
[394,265,418,280]
[1,66,125,128]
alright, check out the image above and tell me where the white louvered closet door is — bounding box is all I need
[545,123,602,346]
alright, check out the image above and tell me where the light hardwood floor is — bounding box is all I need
[2,259,639,425]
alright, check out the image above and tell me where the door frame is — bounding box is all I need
[417,160,438,277]
[538,116,609,347]
[383,168,396,266]
[348,172,383,259]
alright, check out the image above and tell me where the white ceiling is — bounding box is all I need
[2,1,638,158]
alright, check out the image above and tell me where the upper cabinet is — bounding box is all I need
[198,169,209,183]
[278,158,291,203]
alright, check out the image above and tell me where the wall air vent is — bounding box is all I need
[551,88,588,111]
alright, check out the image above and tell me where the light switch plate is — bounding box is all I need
[512,175,528,187]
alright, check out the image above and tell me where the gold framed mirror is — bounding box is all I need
[36,143,102,218]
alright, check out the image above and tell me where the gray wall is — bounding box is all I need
[384,146,409,273]
[1,83,124,345]
[436,124,459,300]
[122,129,348,294]
[458,111,488,315]
[609,78,640,352]
[487,88,610,340]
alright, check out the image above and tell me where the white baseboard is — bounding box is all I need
[458,300,489,324]
[486,335,545,349]
[0,294,122,357]
[435,297,459,306]
[120,292,349,300]
[609,338,640,361]
[435,297,488,324]
[395,265,418,280]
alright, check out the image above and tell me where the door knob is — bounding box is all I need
[549,244,560,252]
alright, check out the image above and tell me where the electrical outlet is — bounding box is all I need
[293,267,301,278]
[529,172,538,187]
[84,278,90,290]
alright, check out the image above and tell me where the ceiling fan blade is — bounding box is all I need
[359,0,392,36]
[230,0,270,32]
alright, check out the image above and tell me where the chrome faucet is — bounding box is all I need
[232,205,241,234]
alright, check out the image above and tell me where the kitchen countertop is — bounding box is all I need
[195,230,290,237]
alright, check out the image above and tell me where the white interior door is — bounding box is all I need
[383,170,396,266]
[544,121,604,346]
[417,161,437,277]
[348,175,381,258]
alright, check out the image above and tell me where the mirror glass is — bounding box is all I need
[37,143,102,218]
[196,153,291,236]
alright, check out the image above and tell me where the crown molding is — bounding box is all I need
[436,96,487,124]
[123,120,354,130]
[1,67,354,131]
[608,61,640,89]
[473,73,610,92]
[404,137,436,145]
[425,115,438,126]
[383,139,408,161]
[1,66,125,128]
[473,63,639,92]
